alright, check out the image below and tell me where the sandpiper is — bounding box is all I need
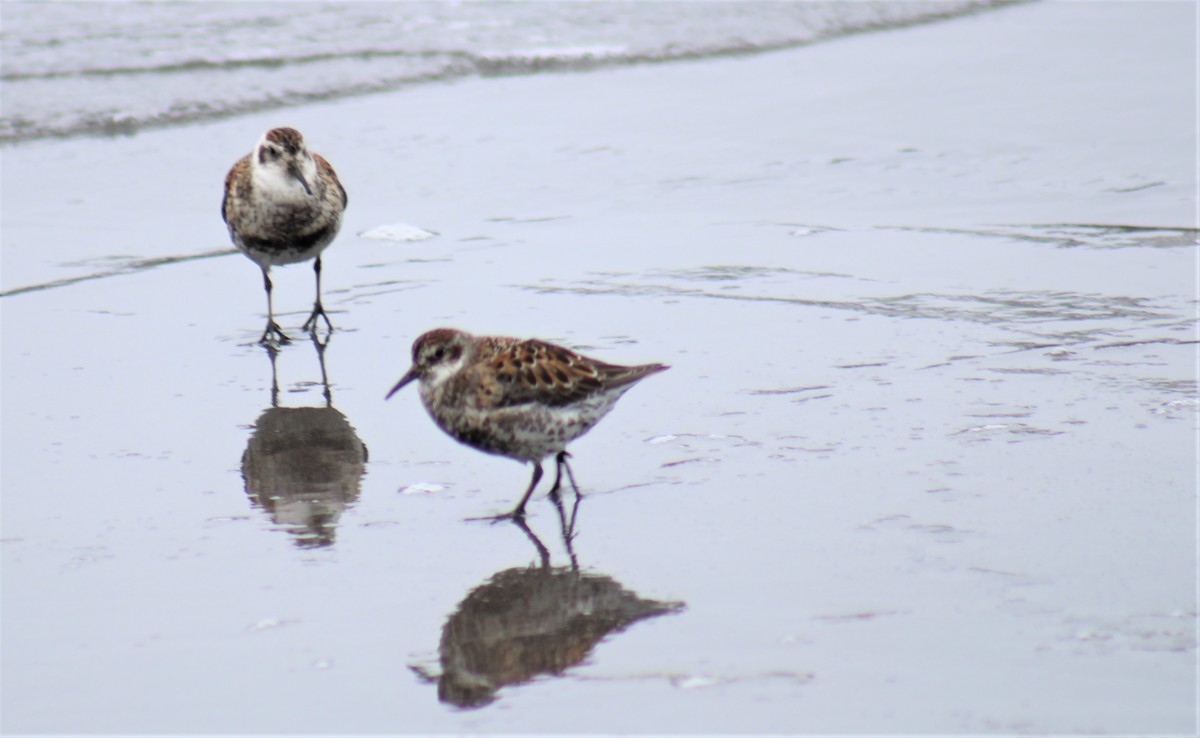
[222,127,347,345]
[386,328,668,520]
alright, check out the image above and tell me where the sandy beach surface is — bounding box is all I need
[2,1,1197,734]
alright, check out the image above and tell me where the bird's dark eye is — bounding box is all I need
[432,347,445,361]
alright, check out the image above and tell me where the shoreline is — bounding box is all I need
[2,0,1194,297]
[0,0,1019,146]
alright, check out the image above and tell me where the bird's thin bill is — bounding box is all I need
[288,162,313,195]
[385,369,418,400]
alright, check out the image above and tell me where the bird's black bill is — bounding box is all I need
[385,369,418,400]
[288,162,313,196]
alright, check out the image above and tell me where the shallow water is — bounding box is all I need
[0,0,997,143]
[3,197,1194,732]
[2,1,1197,734]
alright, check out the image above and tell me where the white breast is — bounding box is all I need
[251,160,316,204]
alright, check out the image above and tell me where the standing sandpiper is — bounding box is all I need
[386,328,668,520]
[222,127,347,345]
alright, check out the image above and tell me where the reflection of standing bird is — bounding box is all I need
[242,339,367,548]
[386,328,668,520]
[222,127,347,345]
[242,406,366,548]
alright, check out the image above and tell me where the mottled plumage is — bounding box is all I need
[387,328,668,519]
[223,127,347,344]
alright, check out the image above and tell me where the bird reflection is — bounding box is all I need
[241,334,367,548]
[417,497,685,708]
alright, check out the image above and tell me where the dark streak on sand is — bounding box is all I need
[0,248,237,298]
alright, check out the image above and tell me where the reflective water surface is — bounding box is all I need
[1,2,1196,734]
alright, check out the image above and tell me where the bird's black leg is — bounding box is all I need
[509,461,543,520]
[466,461,543,523]
[555,451,581,499]
[547,451,583,542]
[548,451,583,544]
[259,266,290,345]
[549,474,562,505]
[547,451,566,502]
[302,256,334,335]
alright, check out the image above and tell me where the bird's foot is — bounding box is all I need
[259,320,291,346]
[465,509,527,525]
[302,302,334,335]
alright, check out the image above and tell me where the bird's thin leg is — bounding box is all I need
[548,453,565,503]
[558,451,581,499]
[302,256,334,335]
[510,461,543,519]
[467,462,543,523]
[259,266,290,345]
[547,451,582,543]
[548,451,579,500]
[549,477,568,524]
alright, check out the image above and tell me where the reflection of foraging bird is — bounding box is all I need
[386,328,668,520]
[411,501,684,708]
[222,127,347,345]
[433,565,683,708]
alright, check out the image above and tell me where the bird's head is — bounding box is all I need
[254,127,315,196]
[386,328,471,399]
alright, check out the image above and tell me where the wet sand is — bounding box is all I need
[1,1,1196,734]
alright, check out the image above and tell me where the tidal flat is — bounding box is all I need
[1,2,1196,734]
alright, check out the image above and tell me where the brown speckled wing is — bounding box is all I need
[314,154,347,209]
[479,338,665,409]
[222,155,250,225]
